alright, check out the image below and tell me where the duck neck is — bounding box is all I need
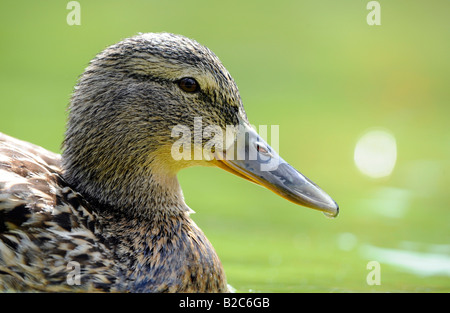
[98,208,227,292]
[62,142,191,218]
[63,145,228,291]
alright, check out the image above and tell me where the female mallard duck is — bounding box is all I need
[0,33,338,292]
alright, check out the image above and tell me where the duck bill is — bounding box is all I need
[213,122,339,218]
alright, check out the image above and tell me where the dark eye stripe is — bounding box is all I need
[178,77,200,93]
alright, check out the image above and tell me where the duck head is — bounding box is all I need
[63,33,338,218]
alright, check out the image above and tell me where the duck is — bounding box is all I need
[0,33,338,292]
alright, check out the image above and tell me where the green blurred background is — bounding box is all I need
[0,1,449,292]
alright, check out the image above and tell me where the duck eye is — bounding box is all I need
[178,77,200,93]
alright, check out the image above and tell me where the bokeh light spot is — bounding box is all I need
[354,129,397,179]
